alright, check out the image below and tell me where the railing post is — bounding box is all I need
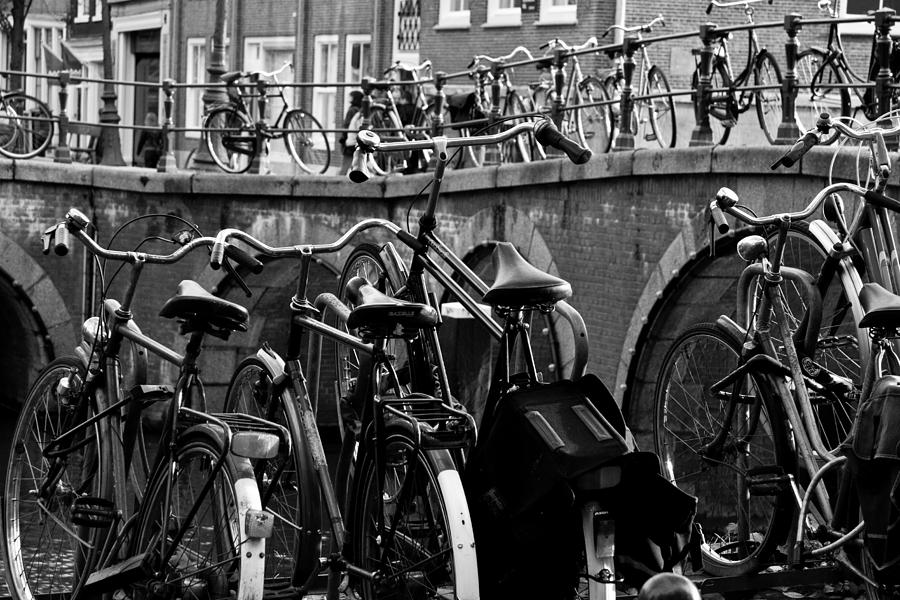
[874,8,896,126]
[551,47,568,128]
[250,74,270,174]
[690,23,717,147]
[431,71,447,137]
[360,78,374,129]
[54,71,72,163]
[775,14,802,144]
[613,36,638,151]
[157,78,177,172]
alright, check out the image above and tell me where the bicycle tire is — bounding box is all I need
[4,356,112,600]
[754,51,784,146]
[646,65,676,148]
[795,49,851,136]
[0,93,54,159]
[128,425,265,600]
[204,105,254,174]
[692,60,732,146]
[654,323,794,576]
[224,355,323,587]
[283,108,331,175]
[347,422,478,599]
[603,74,639,149]
[575,75,612,155]
[502,91,536,163]
[756,221,866,455]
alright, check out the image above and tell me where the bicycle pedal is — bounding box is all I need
[643,132,658,142]
[71,496,116,528]
[746,466,789,496]
[84,552,152,593]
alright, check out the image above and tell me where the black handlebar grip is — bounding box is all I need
[534,120,592,164]
[770,131,818,170]
[53,226,71,256]
[864,189,900,213]
[710,202,730,234]
[706,2,714,14]
[210,241,226,270]
[224,244,264,274]
[349,148,370,183]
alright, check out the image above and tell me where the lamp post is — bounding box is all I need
[190,0,229,170]
[98,0,124,166]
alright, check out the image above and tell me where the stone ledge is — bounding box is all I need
[15,158,92,186]
[633,146,713,176]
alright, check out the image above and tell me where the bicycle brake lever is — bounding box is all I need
[222,258,253,298]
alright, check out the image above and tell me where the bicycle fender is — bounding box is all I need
[254,345,286,379]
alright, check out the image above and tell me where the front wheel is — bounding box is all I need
[575,75,612,155]
[348,425,478,599]
[645,66,676,148]
[794,49,850,136]
[0,93,54,159]
[692,61,733,146]
[284,108,330,174]
[204,106,254,174]
[754,52,784,145]
[654,323,794,576]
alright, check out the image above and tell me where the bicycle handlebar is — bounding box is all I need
[251,61,293,82]
[384,59,433,78]
[603,14,665,37]
[706,0,771,14]
[540,36,599,52]
[468,46,534,69]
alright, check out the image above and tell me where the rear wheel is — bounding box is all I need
[754,52,784,145]
[646,66,676,148]
[0,93,54,159]
[501,91,537,163]
[654,323,794,576]
[795,49,850,138]
[575,75,612,155]
[692,60,733,146]
[224,356,323,587]
[204,106,254,174]
[284,108,330,174]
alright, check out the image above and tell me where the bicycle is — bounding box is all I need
[693,0,783,145]
[2,209,285,600]
[653,115,900,598]
[204,61,330,174]
[531,36,613,157]
[601,15,676,149]
[0,86,54,159]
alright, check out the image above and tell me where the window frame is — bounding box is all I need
[436,0,470,30]
[839,0,900,35]
[313,34,339,145]
[184,37,206,139]
[485,0,521,27]
[537,0,577,26]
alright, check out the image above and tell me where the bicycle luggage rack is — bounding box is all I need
[379,393,476,450]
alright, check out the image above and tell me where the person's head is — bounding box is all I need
[638,573,701,600]
[144,112,157,127]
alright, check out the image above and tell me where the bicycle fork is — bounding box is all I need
[581,501,616,600]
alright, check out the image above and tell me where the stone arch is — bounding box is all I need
[617,208,745,448]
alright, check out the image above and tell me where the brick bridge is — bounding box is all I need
[0,146,875,453]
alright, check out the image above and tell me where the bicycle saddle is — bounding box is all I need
[483,242,572,308]
[159,280,249,332]
[860,282,900,328]
[219,71,245,85]
[345,276,438,334]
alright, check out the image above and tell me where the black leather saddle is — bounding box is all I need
[219,71,245,85]
[159,280,249,333]
[482,242,572,308]
[345,276,438,335]
[860,282,900,328]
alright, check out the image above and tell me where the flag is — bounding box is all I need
[60,40,83,71]
[42,44,65,72]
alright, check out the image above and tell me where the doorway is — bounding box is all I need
[131,29,160,165]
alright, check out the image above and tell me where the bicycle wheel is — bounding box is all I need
[128,426,264,600]
[370,107,406,175]
[645,66,676,148]
[4,356,111,600]
[0,93,54,159]
[575,75,612,155]
[757,221,866,455]
[347,423,478,599]
[754,51,784,146]
[795,49,850,135]
[284,108,331,175]
[654,323,794,576]
[204,105,254,174]
[692,61,732,146]
[224,356,323,587]
[501,91,536,163]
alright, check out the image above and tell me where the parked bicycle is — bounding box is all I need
[204,61,330,174]
[601,15,675,149]
[693,0,783,145]
[0,85,53,159]
[654,114,900,598]
[3,209,284,600]
[532,36,613,157]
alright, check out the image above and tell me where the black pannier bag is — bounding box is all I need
[445,92,486,124]
[844,375,900,584]
[463,374,697,599]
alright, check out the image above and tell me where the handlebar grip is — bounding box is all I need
[706,2,714,14]
[864,189,900,213]
[770,131,818,170]
[349,148,371,183]
[224,244,264,274]
[710,201,730,234]
[53,226,71,256]
[210,241,226,270]
[534,120,592,164]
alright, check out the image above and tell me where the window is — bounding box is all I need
[27,21,65,104]
[486,0,521,27]
[840,0,900,33]
[538,0,576,25]
[185,38,206,139]
[313,35,338,144]
[436,0,469,29]
[244,37,295,122]
[75,0,101,23]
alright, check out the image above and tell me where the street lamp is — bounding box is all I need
[189,0,229,170]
